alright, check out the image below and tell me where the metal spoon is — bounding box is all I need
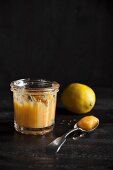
[47,122,99,154]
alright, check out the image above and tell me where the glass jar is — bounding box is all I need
[10,79,60,135]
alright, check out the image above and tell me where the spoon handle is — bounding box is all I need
[47,136,66,154]
[47,127,78,154]
[63,127,78,138]
[56,132,85,153]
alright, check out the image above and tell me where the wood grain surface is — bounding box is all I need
[0,89,113,170]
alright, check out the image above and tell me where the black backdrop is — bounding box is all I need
[0,0,113,92]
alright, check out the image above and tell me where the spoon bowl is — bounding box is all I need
[74,121,99,133]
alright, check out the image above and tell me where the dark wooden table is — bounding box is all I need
[0,88,113,170]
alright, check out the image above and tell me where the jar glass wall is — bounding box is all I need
[10,79,60,135]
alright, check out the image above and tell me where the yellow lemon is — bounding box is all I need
[61,83,96,114]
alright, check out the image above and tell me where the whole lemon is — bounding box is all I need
[61,83,96,114]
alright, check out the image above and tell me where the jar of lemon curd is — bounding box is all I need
[10,79,60,135]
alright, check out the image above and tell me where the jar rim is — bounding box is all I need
[10,78,60,92]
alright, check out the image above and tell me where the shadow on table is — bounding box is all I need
[0,122,14,135]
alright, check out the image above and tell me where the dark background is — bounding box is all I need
[0,0,113,93]
[0,2,113,169]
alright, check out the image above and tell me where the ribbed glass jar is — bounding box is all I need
[10,79,60,135]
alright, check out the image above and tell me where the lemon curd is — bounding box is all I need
[77,116,99,131]
[14,94,56,129]
[11,79,59,135]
